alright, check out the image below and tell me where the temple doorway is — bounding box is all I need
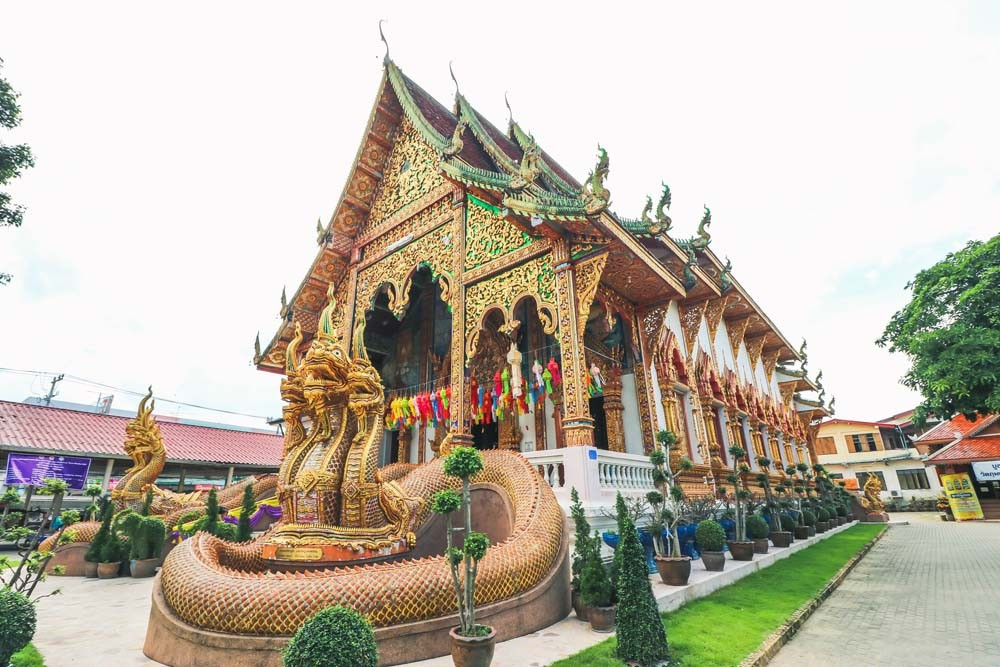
[360,264,453,465]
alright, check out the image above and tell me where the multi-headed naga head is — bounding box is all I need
[280,322,306,406]
[123,386,164,472]
[301,284,351,412]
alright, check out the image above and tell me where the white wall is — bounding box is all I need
[620,372,645,455]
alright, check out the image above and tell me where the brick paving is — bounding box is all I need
[770,520,1000,667]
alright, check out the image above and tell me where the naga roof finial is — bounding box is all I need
[640,196,653,224]
[720,256,733,292]
[691,206,712,250]
[449,61,460,98]
[280,286,288,316]
[442,119,467,159]
[799,338,809,375]
[654,182,672,231]
[316,217,326,245]
[353,317,370,362]
[581,145,610,215]
[829,395,836,415]
[683,246,698,290]
[378,20,390,63]
[254,332,261,363]
[505,91,514,132]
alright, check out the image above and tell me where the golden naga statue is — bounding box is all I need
[859,473,886,514]
[263,284,424,562]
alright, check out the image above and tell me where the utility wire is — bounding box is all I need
[0,367,271,420]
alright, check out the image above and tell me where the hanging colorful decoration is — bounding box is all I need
[385,384,454,431]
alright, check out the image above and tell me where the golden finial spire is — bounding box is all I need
[379,20,390,63]
[317,282,339,341]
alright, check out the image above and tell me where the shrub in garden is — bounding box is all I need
[580,531,613,608]
[282,605,377,667]
[779,513,797,532]
[614,492,669,666]
[569,487,592,595]
[236,483,256,542]
[746,514,770,540]
[801,510,816,527]
[0,587,36,666]
[85,503,114,563]
[695,519,726,552]
[817,507,831,523]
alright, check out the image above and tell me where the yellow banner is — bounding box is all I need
[941,473,984,521]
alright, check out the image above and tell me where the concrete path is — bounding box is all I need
[771,520,1000,667]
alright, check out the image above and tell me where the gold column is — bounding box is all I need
[726,409,744,456]
[552,239,596,446]
[498,414,522,450]
[659,383,685,468]
[449,191,473,446]
[603,370,625,453]
[769,431,783,469]
[551,389,565,448]
[397,425,410,464]
[700,398,724,470]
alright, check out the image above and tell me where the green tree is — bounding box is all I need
[1,58,35,285]
[236,483,255,542]
[877,235,1000,424]
[614,492,669,665]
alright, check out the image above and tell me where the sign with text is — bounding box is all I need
[971,460,1000,482]
[4,453,93,490]
[941,473,984,521]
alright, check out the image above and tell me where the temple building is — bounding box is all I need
[253,55,830,498]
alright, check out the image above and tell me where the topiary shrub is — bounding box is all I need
[817,507,831,522]
[236,483,256,542]
[746,514,769,540]
[695,519,727,552]
[802,510,816,526]
[282,605,377,667]
[779,513,797,532]
[836,504,848,517]
[580,531,613,608]
[0,588,36,666]
[614,492,669,665]
[85,503,114,563]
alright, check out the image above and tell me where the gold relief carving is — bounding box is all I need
[762,348,781,383]
[574,254,608,334]
[629,315,656,451]
[603,373,625,453]
[354,225,454,324]
[704,296,730,342]
[364,117,446,233]
[462,239,550,285]
[680,300,707,356]
[348,171,377,205]
[331,204,362,237]
[361,197,451,260]
[464,253,557,359]
[726,317,751,362]
[359,139,389,173]
[596,284,634,331]
[552,244,593,444]
[745,336,767,368]
[465,197,532,270]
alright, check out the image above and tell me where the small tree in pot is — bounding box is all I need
[130,516,167,578]
[580,530,615,632]
[725,446,754,561]
[648,429,693,585]
[695,519,727,572]
[815,506,831,532]
[801,509,817,537]
[569,487,593,620]
[746,514,770,554]
[431,446,494,667]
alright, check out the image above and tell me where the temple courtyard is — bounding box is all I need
[23,515,999,667]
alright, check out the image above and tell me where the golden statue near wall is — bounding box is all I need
[859,473,886,514]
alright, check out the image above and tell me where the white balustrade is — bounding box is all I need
[521,450,566,491]
[595,450,655,493]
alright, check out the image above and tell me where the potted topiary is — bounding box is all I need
[580,530,615,632]
[282,605,378,667]
[777,513,797,545]
[802,509,817,537]
[746,514,770,554]
[84,502,114,578]
[568,487,592,620]
[431,446,494,667]
[131,516,167,578]
[0,587,36,667]
[695,519,727,572]
[97,527,123,579]
[648,430,693,585]
[725,446,754,561]
[816,507,831,533]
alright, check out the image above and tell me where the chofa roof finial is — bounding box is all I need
[449,61,460,98]
[378,20,390,63]
[505,91,514,131]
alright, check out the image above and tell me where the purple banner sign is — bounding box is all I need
[4,453,93,490]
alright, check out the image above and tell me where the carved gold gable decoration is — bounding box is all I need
[762,348,782,383]
[364,117,446,233]
[704,296,730,343]
[679,300,707,358]
[745,335,767,368]
[464,253,557,360]
[574,253,608,333]
[465,194,532,270]
[727,317,752,363]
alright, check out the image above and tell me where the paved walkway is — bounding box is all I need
[771,520,1000,667]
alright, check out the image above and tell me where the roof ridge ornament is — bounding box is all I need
[505,91,514,135]
[720,256,733,292]
[581,145,610,215]
[640,196,653,224]
[442,119,467,159]
[683,246,698,290]
[799,338,809,374]
[691,206,712,250]
[653,182,672,232]
[280,286,289,318]
[449,61,460,98]
[509,133,540,191]
[379,20,390,64]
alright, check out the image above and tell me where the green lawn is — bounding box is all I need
[11,643,45,667]
[552,524,886,667]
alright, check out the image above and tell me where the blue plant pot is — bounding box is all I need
[676,524,699,559]
[637,529,657,574]
[720,519,736,543]
[601,531,619,550]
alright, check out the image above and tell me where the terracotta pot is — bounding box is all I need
[131,558,161,578]
[83,560,99,578]
[449,626,496,667]
[794,526,810,540]
[807,526,816,537]
[727,541,754,561]
[571,590,589,621]
[97,561,121,579]
[588,605,616,633]
[751,538,770,554]
[770,531,792,548]
[654,556,691,586]
[701,550,726,572]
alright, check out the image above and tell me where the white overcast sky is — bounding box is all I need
[1,1,998,428]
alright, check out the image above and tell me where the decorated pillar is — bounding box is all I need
[448,191,473,446]
[552,239,606,446]
[726,408,746,465]
[499,414,522,450]
[603,368,625,453]
[700,398,724,470]
[658,383,685,468]
[551,389,565,448]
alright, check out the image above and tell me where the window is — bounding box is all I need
[897,468,930,491]
[829,473,844,480]
[850,433,877,452]
[855,471,886,489]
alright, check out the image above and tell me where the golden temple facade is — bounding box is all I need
[254,56,831,496]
